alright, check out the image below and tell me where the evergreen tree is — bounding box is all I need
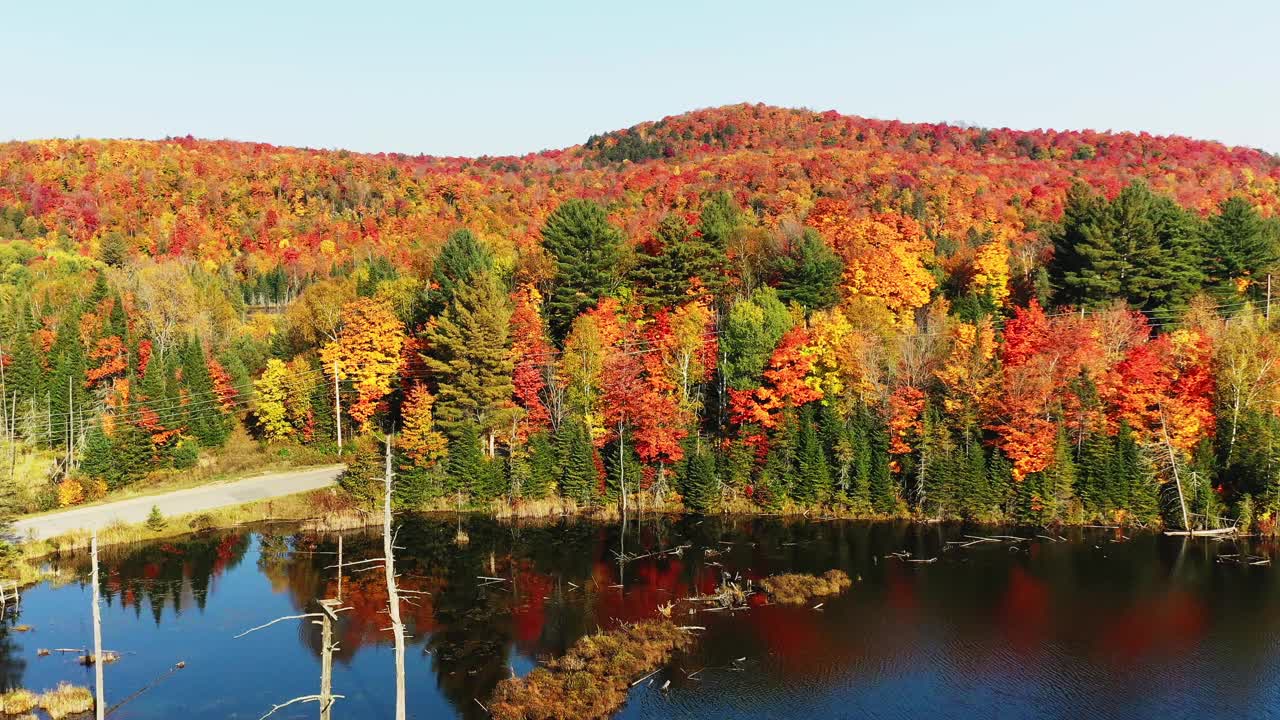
[683,445,721,513]
[423,229,495,319]
[793,405,833,504]
[524,431,558,500]
[557,420,597,505]
[958,438,990,520]
[447,422,504,502]
[1203,196,1279,301]
[180,339,230,448]
[1076,431,1113,519]
[632,214,727,308]
[5,305,40,409]
[1050,181,1204,313]
[868,416,897,514]
[422,271,515,442]
[541,199,625,342]
[48,307,89,453]
[988,449,1015,519]
[773,228,843,311]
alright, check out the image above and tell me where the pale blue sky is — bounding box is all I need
[2,0,1277,156]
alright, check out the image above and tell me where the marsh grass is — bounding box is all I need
[489,619,694,720]
[0,688,37,714]
[37,683,93,719]
[760,569,853,605]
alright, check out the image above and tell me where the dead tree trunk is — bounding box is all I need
[91,531,105,720]
[1159,407,1191,532]
[383,433,406,720]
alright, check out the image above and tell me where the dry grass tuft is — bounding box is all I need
[489,619,694,720]
[0,688,38,714]
[760,569,853,605]
[38,683,94,719]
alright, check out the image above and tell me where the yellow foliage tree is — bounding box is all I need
[253,358,295,441]
[806,200,936,326]
[970,238,1011,307]
[321,296,406,430]
[398,383,448,466]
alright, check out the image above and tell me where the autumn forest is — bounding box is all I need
[2,103,1279,532]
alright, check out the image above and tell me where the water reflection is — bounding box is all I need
[8,517,1280,719]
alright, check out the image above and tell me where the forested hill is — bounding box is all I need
[0,104,1278,530]
[1,103,1276,282]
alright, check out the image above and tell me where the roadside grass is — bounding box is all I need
[17,427,340,518]
[20,488,370,560]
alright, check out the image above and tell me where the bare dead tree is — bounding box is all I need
[92,531,105,720]
[383,432,407,720]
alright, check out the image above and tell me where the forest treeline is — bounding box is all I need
[0,104,1278,532]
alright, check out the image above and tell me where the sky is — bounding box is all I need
[2,0,1277,157]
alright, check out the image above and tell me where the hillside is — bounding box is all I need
[0,104,1278,533]
[1,104,1276,286]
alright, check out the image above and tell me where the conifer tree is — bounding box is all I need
[541,199,625,342]
[423,229,495,319]
[1050,181,1205,313]
[793,406,833,504]
[422,271,515,446]
[773,228,843,311]
[524,431,558,500]
[1203,196,1279,301]
[49,307,89,453]
[557,420,597,505]
[683,446,721,513]
[868,416,897,514]
[632,214,726,309]
[448,422,503,501]
[180,339,231,448]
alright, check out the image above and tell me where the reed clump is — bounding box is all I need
[760,569,852,605]
[37,683,93,719]
[0,688,37,714]
[489,619,693,720]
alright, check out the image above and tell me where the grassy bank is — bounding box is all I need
[16,488,372,564]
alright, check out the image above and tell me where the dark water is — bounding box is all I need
[2,516,1279,719]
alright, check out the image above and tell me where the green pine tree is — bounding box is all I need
[422,229,495,320]
[422,271,515,441]
[557,421,597,505]
[793,405,833,505]
[541,199,625,342]
[632,214,727,309]
[773,228,843,311]
[1203,196,1280,301]
[683,445,721,514]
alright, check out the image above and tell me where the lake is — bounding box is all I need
[2,516,1278,719]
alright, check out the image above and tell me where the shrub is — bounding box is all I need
[146,506,167,532]
[171,439,200,469]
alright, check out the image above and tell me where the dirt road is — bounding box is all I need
[12,465,344,542]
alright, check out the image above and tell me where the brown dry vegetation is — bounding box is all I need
[489,619,694,720]
[36,683,93,719]
[760,569,853,605]
[0,688,37,715]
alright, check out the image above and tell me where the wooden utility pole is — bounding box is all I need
[333,360,342,452]
[1267,273,1272,323]
[383,433,406,720]
[91,531,105,720]
[67,376,74,472]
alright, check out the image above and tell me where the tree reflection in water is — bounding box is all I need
[23,516,1280,720]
